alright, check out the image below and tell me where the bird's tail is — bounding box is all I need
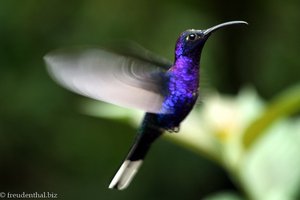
[109,119,163,190]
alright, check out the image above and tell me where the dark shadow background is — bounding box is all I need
[0,0,299,199]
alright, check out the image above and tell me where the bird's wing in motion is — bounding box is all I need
[107,41,172,70]
[44,47,171,114]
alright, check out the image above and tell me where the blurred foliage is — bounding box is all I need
[243,84,300,148]
[84,87,300,199]
[1,0,300,200]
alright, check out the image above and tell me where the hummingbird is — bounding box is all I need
[44,21,247,190]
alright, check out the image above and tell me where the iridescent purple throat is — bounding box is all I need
[159,55,200,130]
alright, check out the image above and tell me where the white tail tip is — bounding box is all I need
[109,160,143,190]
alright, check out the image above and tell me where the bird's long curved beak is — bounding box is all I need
[203,21,248,36]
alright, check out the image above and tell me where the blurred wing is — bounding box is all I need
[44,47,171,113]
[109,41,172,70]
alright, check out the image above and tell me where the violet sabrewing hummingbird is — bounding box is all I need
[44,21,247,190]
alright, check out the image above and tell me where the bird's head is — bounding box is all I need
[175,21,248,59]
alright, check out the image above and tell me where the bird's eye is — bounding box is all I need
[186,34,196,41]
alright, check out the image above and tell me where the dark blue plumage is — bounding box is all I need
[44,21,247,190]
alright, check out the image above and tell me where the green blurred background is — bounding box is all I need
[0,0,300,199]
